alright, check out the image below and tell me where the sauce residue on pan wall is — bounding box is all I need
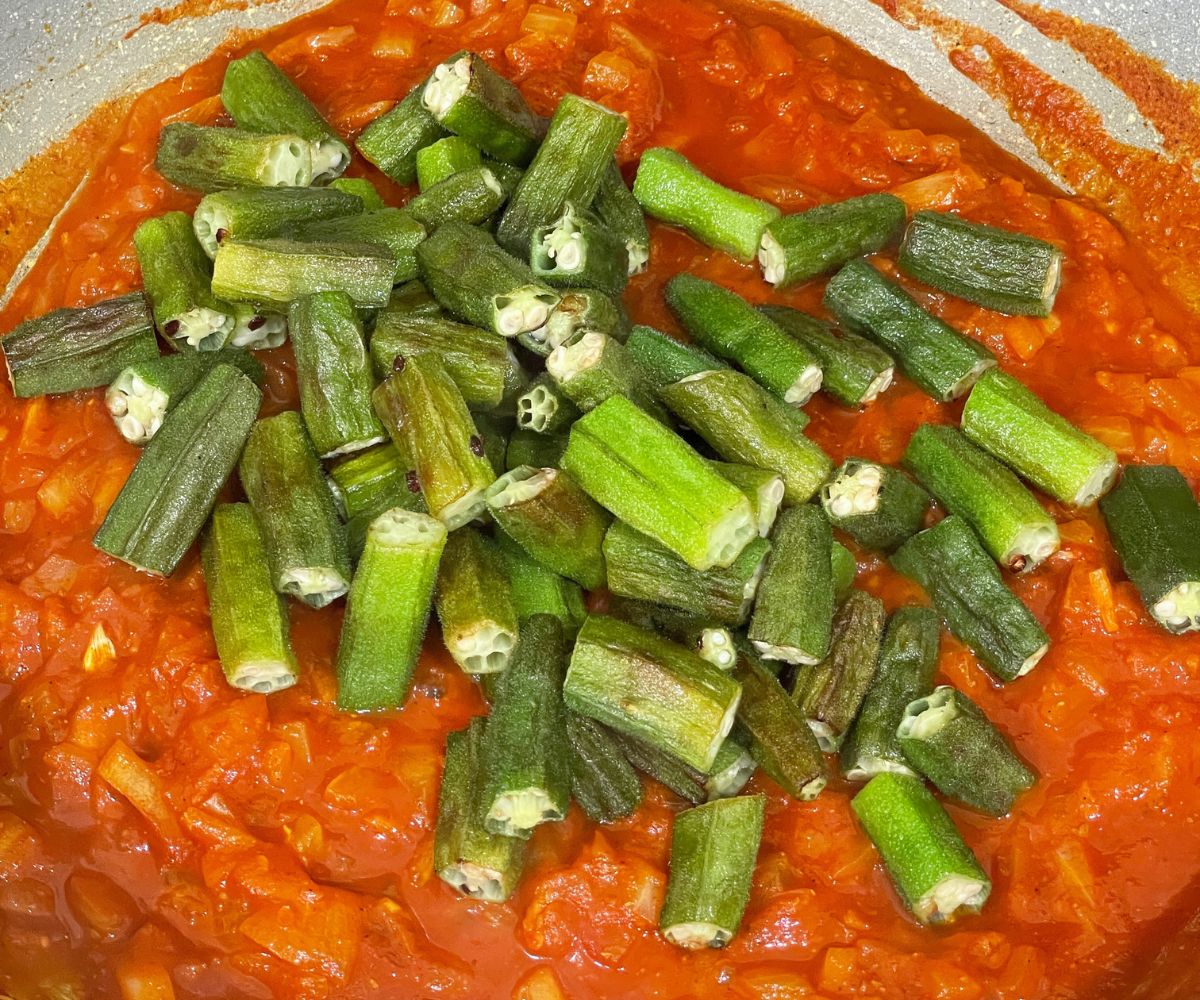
[1,0,1199,998]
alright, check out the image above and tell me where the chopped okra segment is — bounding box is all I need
[547,331,665,420]
[566,712,643,824]
[403,166,507,230]
[624,324,727,392]
[532,202,629,296]
[357,83,447,185]
[156,123,314,192]
[711,462,785,539]
[519,287,629,357]
[820,458,930,553]
[192,187,363,259]
[516,374,583,434]
[593,159,651,275]
[416,135,483,190]
[496,533,588,638]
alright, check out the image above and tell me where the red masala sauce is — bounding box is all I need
[2,1,1200,997]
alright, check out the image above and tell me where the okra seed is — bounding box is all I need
[393,355,407,373]
[469,435,485,457]
[164,320,181,336]
[406,471,422,494]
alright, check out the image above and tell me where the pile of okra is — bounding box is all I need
[5,47,1200,944]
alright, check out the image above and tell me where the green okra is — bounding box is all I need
[435,528,518,675]
[831,540,857,603]
[403,166,507,229]
[711,462,785,539]
[593,159,650,275]
[3,293,158,399]
[704,738,757,800]
[904,424,1059,572]
[192,186,363,259]
[486,465,611,590]
[616,732,706,805]
[749,505,835,666]
[336,508,446,711]
[633,147,779,262]
[230,303,289,351]
[328,442,424,559]
[824,260,996,402]
[561,395,757,571]
[329,176,386,211]
[604,598,737,672]
[961,369,1117,507]
[505,430,567,471]
[155,123,314,192]
[387,279,443,318]
[515,373,582,434]
[94,364,261,576]
[565,712,643,824]
[666,274,822,406]
[624,325,726,393]
[820,458,930,553]
[416,135,483,190]
[290,208,426,285]
[357,84,448,186]
[758,193,907,288]
[496,532,587,637]
[546,331,666,419]
[660,795,765,949]
[518,287,629,357]
[660,368,830,505]
[891,516,1050,682]
[841,606,940,781]
[201,503,299,694]
[135,212,235,352]
[532,202,629,296]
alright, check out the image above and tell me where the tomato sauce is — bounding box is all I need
[2,0,1200,997]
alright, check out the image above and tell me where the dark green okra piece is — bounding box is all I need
[496,532,587,637]
[546,332,666,420]
[155,123,313,192]
[820,458,930,553]
[506,430,567,471]
[515,374,582,434]
[713,462,785,539]
[831,540,857,603]
[416,135,483,190]
[329,176,386,211]
[94,364,261,575]
[403,166,507,229]
[290,209,426,285]
[435,528,518,675]
[328,442,424,558]
[3,293,158,399]
[357,83,447,185]
[566,712,643,824]
[624,325,726,392]
[593,159,650,275]
[518,287,629,357]
[891,516,1049,682]
[193,186,363,258]
[532,203,629,296]
[616,732,705,805]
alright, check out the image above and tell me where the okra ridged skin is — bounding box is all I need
[435,718,526,902]
[565,712,643,824]
[891,516,1050,682]
[357,84,448,185]
[758,193,907,288]
[290,209,427,284]
[416,136,483,190]
[387,280,444,319]
[824,260,996,402]
[961,369,1118,507]
[899,210,1064,317]
[632,148,780,263]
[329,176,386,211]
[852,772,991,924]
[373,353,497,530]
[564,614,743,772]
[759,305,895,408]
[403,166,507,230]
[831,541,857,603]
[616,731,707,805]
[193,186,364,259]
[531,202,630,297]
[750,506,835,666]
[593,159,651,275]
[898,686,1036,816]
[435,528,518,675]
[155,123,314,192]
[820,458,930,553]
[1099,464,1200,633]
[904,424,1059,572]
[486,466,611,590]
[660,369,830,506]
[712,462,785,539]
[660,795,766,949]
[2,293,158,399]
[496,533,587,637]
[546,332,666,420]
[336,508,447,712]
[477,614,572,838]
[603,520,770,625]
[561,395,757,572]
[505,430,567,471]
[841,606,940,781]
[666,275,823,406]
[519,287,629,357]
[625,325,726,393]
[201,503,299,694]
[240,411,352,607]
[288,292,385,458]
[515,374,582,434]
[94,364,261,576]
[791,589,887,751]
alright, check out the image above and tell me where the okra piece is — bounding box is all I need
[422,52,543,165]
[666,275,822,406]
[791,589,886,751]
[961,369,1118,507]
[561,395,757,571]
[371,312,524,411]
[603,520,770,625]
[564,615,743,771]
[435,718,526,901]
[496,533,587,637]
[416,135,483,190]
[749,506,835,666]
[3,293,158,398]
[733,648,827,800]
[891,516,1049,682]
[328,442,424,558]
[660,369,831,506]
[565,712,643,824]
[94,364,261,575]
[506,430,567,471]
[899,211,1064,317]
[387,279,443,319]
[212,239,397,312]
[201,503,299,694]
[532,202,629,295]
[758,193,907,288]
[336,508,446,711]
[240,412,352,607]
[705,741,756,801]
[329,176,386,211]
[373,353,496,529]
[519,287,629,357]
[831,541,857,603]
[625,325,726,393]
[357,84,447,185]
[192,187,362,259]
[417,222,559,338]
[852,773,991,924]
[486,466,611,589]
[434,528,518,675]
[712,462,784,539]
[515,374,581,434]
[477,614,571,837]
[290,208,426,285]
[135,212,235,352]
[820,458,930,553]
[759,305,895,408]
[546,332,666,419]
[287,292,384,457]
[824,260,996,402]
[496,94,627,257]
[1099,464,1200,633]
[230,303,288,350]
[605,598,737,671]
[660,795,765,949]
[222,50,350,182]
[632,148,779,262]
[616,732,706,805]
[403,166,506,229]
[593,159,650,275]
[155,123,313,192]
[841,606,940,781]
[904,425,1059,572]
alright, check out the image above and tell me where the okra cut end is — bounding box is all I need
[757,231,789,287]
[485,788,567,839]
[516,381,563,432]
[370,507,449,551]
[447,622,517,675]
[1073,453,1120,508]
[662,921,736,951]
[278,565,352,609]
[947,356,997,402]
[262,136,314,187]
[699,628,737,671]
[785,361,824,406]
[822,461,885,520]
[495,286,560,337]
[1153,581,1200,634]
[423,54,472,119]
[896,686,957,742]
[167,307,236,353]
[231,307,288,350]
[751,637,820,668]
[485,465,554,508]
[230,657,299,696]
[440,861,515,903]
[106,373,168,445]
[708,506,759,574]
